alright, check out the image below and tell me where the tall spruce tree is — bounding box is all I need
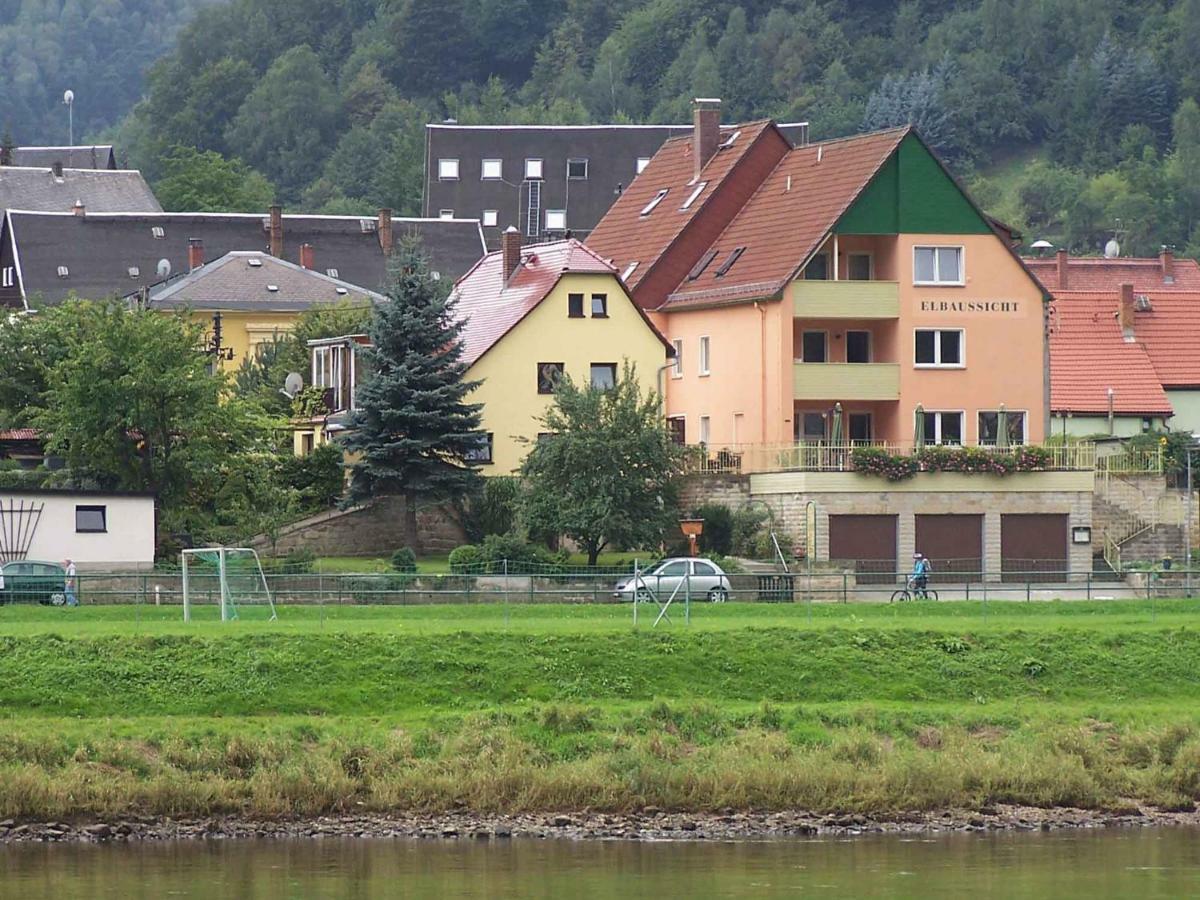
[344,239,484,552]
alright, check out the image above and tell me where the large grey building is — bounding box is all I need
[423,121,809,249]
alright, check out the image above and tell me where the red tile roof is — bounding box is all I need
[665,128,909,307]
[1026,256,1200,293]
[451,238,668,366]
[1049,293,1172,415]
[0,428,39,441]
[586,121,780,294]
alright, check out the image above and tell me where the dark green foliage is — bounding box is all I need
[692,504,734,556]
[390,547,417,572]
[447,544,484,572]
[343,238,484,550]
[277,444,345,510]
[455,476,521,544]
[153,145,275,211]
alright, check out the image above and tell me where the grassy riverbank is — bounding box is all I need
[1,603,1198,821]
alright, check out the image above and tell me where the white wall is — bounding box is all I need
[1,492,155,570]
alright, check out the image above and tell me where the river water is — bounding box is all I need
[2,829,1199,898]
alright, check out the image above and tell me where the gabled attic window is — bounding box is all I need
[714,247,746,278]
[687,248,719,281]
[680,182,707,211]
[640,189,669,216]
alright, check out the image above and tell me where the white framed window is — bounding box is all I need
[922,411,964,445]
[699,415,711,445]
[567,158,588,179]
[545,209,567,231]
[680,181,707,210]
[481,209,498,227]
[636,157,651,174]
[525,158,543,180]
[914,329,964,368]
[698,335,711,375]
[914,245,964,285]
[1,266,13,288]
[978,410,1027,445]
[621,260,639,281]
[671,339,684,378]
[151,226,165,239]
[640,189,669,216]
[438,158,460,180]
[438,209,454,220]
[56,265,69,278]
[481,158,502,180]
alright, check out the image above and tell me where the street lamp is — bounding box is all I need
[679,518,704,557]
[63,90,74,146]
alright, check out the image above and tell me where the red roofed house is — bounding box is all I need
[299,231,671,474]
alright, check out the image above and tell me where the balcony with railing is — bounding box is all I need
[793,363,900,402]
[792,280,900,319]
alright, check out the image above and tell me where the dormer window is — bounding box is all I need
[640,189,669,216]
[680,182,707,211]
[714,247,745,277]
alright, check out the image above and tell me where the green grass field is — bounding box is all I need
[1,600,1199,821]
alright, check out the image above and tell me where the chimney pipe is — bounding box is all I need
[0,144,11,167]
[72,199,85,218]
[187,237,204,272]
[692,98,721,182]
[1119,282,1135,334]
[268,205,283,257]
[377,208,393,257]
[52,161,63,178]
[1056,248,1069,290]
[299,242,315,270]
[1161,246,1175,284]
[501,226,521,281]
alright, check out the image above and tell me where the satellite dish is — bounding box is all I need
[1104,238,1120,259]
[63,89,74,105]
[1030,239,1053,250]
[281,372,304,399]
[156,258,171,279]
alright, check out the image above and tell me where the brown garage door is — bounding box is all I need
[829,515,897,585]
[915,514,983,582]
[1001,514,1068,582]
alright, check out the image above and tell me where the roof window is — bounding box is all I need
[714,247,746,277]
[719,130,741,148]
[680,182,707,211]
[326,267,339,278]
[151,226,165,239]
[335,287,348,295]
[248,258,263,268]
[56,265,69,278]
[621,261,639,281]
[266,284,279,292]
[127,266,140,278]
[687,248,719,281]
[640,189,669,216]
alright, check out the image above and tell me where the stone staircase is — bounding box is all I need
[1093,474,1187,570]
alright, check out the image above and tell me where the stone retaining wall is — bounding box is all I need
[253,496,465,557]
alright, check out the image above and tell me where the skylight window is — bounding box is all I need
[719,130,741,148]
[714,247,746,277]
[640,189,669,216]
[680,182,708,211]
[326,267,339,278]
[151,226,165,239]
[248,258,263,268]
[621,261,639,281]
[266,284,279,292]
[687,248,719,281]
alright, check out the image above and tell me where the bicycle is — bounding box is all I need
[890,575,938,603]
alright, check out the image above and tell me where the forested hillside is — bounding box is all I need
[107,0,1200,256]
[0,0,220,144]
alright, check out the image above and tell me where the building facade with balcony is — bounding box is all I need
[586,103,1050,452]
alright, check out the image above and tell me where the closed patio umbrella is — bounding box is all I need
[914,404,925,451]
[831,402,844,445]
[997,404,1009,450]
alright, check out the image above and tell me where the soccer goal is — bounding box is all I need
[181,547,277,622]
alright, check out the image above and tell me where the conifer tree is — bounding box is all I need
[344,238,484,552]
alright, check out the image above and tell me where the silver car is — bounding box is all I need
[613,557,732,603]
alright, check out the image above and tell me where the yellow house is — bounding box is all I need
[147,249,381,367]
[296,232,673,473]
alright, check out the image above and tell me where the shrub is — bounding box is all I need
[731,506,769,557]
[456,476,521,543]
[448,544,483,573]
[390,547,417,573]
[283,548,315,573]
[691,504,734,555]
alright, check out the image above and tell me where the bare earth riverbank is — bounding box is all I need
[4,804,1199,845]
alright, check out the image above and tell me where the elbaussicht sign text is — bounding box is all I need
[919,300,1020,312]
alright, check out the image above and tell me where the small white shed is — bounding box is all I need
[0,490,155,570]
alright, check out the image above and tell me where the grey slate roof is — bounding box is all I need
[148,252,385,311]
[423,122,810,249]
[0,211,486,309]
[0,167,161,214]
[11,146,117,170]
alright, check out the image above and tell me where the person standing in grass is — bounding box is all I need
[64,559,77,607]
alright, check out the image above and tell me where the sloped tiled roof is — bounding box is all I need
[11,145,117,170]
[586,121,781,293]
[1049,293,1172,415]
[0,166,161,213]
[148,252,384,311]
[1026,255,1200,292]
[452,238,667,366]
[665,127,909,307]
[0,428,39,441]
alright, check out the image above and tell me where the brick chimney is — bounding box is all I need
[1161,246,1175,284]
[377,208,393,257]
[268,205,283,257]
[692,98,721,182]
[187,237,204,272]
[501,226,521,281]
[1119,282,1136,336]
[1056,248,1069,290]
[299,242,315,270]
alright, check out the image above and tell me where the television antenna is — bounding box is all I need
[281,372,303,399]
[62,90,74,146]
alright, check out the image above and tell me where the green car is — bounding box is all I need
[0,560,68,605]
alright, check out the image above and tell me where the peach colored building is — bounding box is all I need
[588,104,1050,452]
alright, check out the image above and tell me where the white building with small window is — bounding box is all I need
[0,490,155,570]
